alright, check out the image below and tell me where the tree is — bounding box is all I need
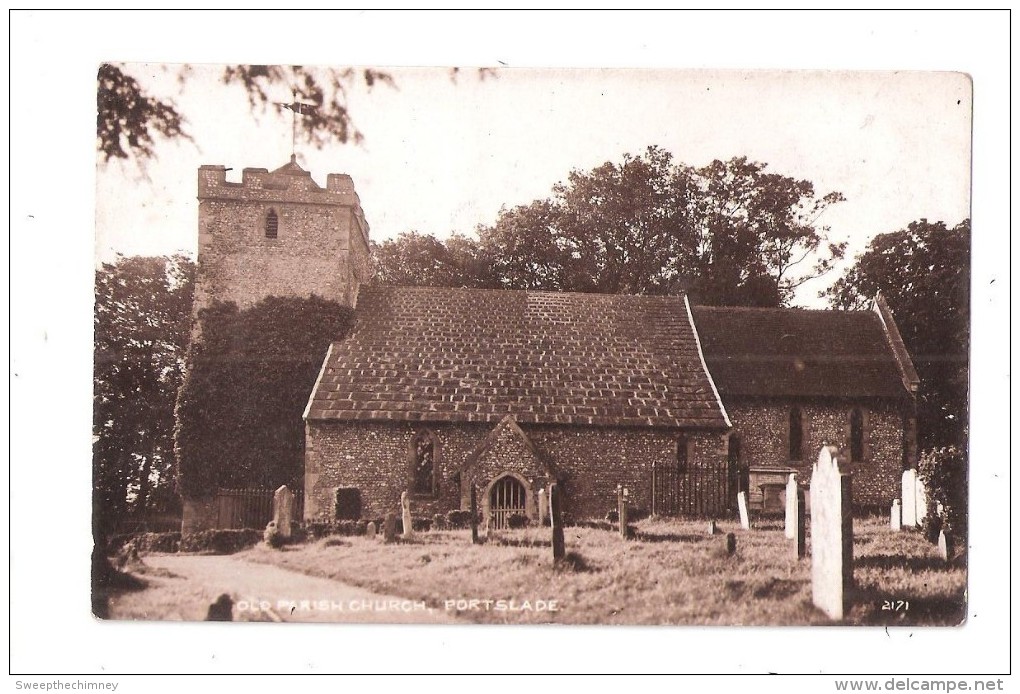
[371,231,495,289]
[97,63,395,164]
[93,254,195,537]
[826,219,970,450]
[470,147,845,304]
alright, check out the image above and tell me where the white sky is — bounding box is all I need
[95,65,971,307]
[9,9,1012,681]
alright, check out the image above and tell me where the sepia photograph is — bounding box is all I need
[9,9,1010,683]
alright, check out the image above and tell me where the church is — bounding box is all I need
[183,160,918,531]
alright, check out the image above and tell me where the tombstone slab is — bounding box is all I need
[365,521,377,539]
[890,499,902,531]
[937,530,952,562]
[725,532,737,555]
[707,520,717,535]
[737,491,750,530]
[810,445,854,620]
[383,513,397,543]
[901,469,918,527]
[784,474,798,539]
[537,488,548,526]
[272,485,294,539]
[401,491,414,539]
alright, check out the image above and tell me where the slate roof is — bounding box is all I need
[305,286,729,429]
[689,306,911,399]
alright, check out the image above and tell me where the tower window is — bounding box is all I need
[850,407,865,462]
[265,210,279,239]
[789,407,804,461]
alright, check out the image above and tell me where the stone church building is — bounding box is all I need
[184,160,918,530]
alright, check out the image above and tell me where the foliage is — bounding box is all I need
[179,529,262,554]
[108,532,182,554]
[445,510,473,529]
[174,296,354,497]
[827,219,970,449]
[97,63,395,163]
[373,147,846,306]
[371,231,496,289]
[917,446,968,542]
[94,254,195,539]
[263,522,284,549]
[506,513,529,529]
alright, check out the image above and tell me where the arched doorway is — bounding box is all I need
[489,474,527,529]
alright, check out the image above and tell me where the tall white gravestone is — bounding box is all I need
[737,491,750,530]
[400,491,414,539]
[784,473,798,539]
[810,445,854,620]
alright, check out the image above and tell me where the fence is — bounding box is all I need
[651,459,735,517]
[216,487,305,530]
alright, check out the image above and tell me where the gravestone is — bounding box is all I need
[792,489,806,560]
[401,491,414,539]
[737,491,750,530]
[707,520,717,535]
[725,532,737,555]
[383,513,397,543]
[272,485,294,539]
[810,445,854,620]
[470,484,479,544]
[784,474,798,539]
[365,521,377,539]
[916,479,929,524]
[550,483,565,562]
[937,530,952,562]
[537,488,548,526]
[890,499,901,531]
[617,486,629,538]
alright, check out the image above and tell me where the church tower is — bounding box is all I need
[194,156,371,313]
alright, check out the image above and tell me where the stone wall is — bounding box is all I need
[305,420,727,521]
[726,398,908,509]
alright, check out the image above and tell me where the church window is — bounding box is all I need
[789,407,804,461]
[411,431,438,496]
[265,209,279,239]
[850,407,865,462]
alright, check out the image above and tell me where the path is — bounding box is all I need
[122,554,458,623]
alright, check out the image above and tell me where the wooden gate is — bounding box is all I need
[651,459,734,517]
[489,475,527,529]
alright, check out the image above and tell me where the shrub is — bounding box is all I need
[432,513,446,531]
[264,521,284,549]
[446,510,472,529]
[133,532,181,553]
[507,513,529,529]
[180,529,261,554]
[606,510,619,523]
[322,536,349,548]
[917,446,967,542]
[412,518,432,532]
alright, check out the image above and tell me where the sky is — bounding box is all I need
[94,65,971,307]
[9,10,1011,680]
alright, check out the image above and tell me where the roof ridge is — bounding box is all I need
[364,284,687,302]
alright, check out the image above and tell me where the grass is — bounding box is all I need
[238,516,966,625]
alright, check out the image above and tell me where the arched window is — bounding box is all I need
[411,431,438,495]
[789,407,804,461]
[265,209,279,239]
[676,434,689,473]
[850,407,865,462]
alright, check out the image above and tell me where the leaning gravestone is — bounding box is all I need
[550,483,565,562]
[737,491,750,530]
[401,491,414,539]
[810,445,854,620]
[383,513,397,543]
[537,488,548,526]
[273,485,294,539]
[784,473,798,539]
[890,499,902,531]
[365,521,377,539]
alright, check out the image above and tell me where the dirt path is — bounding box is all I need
[111,554,459,624]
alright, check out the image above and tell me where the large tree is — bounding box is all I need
[93,254,195,537]
[371,231,495,289]
[376,146,846,306]
[826,219,970,450]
